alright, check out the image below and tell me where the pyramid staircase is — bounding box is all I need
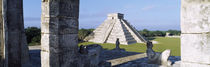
[87,13,147,45]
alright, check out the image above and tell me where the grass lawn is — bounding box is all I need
[153,37,180,56]
[79,37,180,56]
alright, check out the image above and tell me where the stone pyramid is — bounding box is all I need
[85,13,147,45]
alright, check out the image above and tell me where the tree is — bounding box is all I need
[78,29,94,42]
[139,29,150,37]
[25,27,41,45]
[167,30,181,35]
[153,30,166,36]
[139,29,179,37]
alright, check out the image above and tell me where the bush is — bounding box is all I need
[167,30,181,35]
[25,27,41,46]
[78,29,94,42]
[139,29,180,37]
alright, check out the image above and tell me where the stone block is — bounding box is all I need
[42,1,60,17]
[181,0,210,33]
[41,51,49,67]
[49,1,59,17]
[41,34,59,52]
[59,0,79,18]
[41,17,59,34]
[41,2,50,17]
[59,51,79,67]
[58,18,78,34]
[181,61,210,67]
[41,18,78,34]
[41,51,59,67]
[58,34,78,52]
[181,34,210,64]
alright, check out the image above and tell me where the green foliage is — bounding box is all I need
[167,30,181,35]
[78,28,94,42]
[25,27,41,46]
[79,37,180,56]
[139,29,180,37]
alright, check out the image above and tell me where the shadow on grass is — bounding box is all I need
[100,48,141,61]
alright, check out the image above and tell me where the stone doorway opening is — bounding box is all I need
[23,0,42,67]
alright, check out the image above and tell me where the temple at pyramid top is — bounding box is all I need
[107,13,124,19]
[85,13,148,45]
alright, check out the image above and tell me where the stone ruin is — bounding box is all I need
[0,0,109,67]
[0,0,209,67]
[146,41,171,66]
[181,0,210,67]
[85,13,147,45]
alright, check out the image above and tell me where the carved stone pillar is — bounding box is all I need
[181,0,210,66]
[0,0,4,66]
[41,0,80,67]
[1,0,30,67]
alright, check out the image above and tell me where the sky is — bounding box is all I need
[23,0,181,31]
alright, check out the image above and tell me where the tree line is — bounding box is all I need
[25,27,180,45]
[139,29,181,37]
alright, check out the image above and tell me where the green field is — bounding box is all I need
[79,37,180,56]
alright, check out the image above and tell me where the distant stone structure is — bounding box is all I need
[165,32,172,37]
[165,32,180,38]
[146,41,171,66]
[85,13,147,45]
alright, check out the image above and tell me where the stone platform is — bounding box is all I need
[29,46,180,67]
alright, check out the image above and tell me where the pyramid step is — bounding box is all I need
[126,37,133,40]
[127,40,137,44]
[126,36,135,39]
[87,13,146,44]
[125,34,132,37]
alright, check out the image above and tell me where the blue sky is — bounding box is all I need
[23,0,180,31]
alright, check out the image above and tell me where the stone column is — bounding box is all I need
[0,0,4,67]
[181,0,210,66]
[2,0,30,67]
[41,0,79,67]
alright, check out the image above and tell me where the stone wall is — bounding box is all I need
[181,0,210,66]
[41,0,81,67]
[0,0,31,67]
[0,0,4,66]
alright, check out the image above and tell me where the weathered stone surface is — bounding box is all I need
[41,0,80,67]
[41,17,59,34]
[41,18,78,34]
[181,61,210,67]
[181,0,210,66]
[85,44,102,66]
[181,0,210,33]
[0,0,4,66]
[2,0,30,67]
[58,18,78,34]
[41,34,59,52]
[59,0,79,18]
[181,34,210,64]
[58,34,78,49]
[146,42,171,66]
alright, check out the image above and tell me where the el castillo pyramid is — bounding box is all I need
[85,13,147,45]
